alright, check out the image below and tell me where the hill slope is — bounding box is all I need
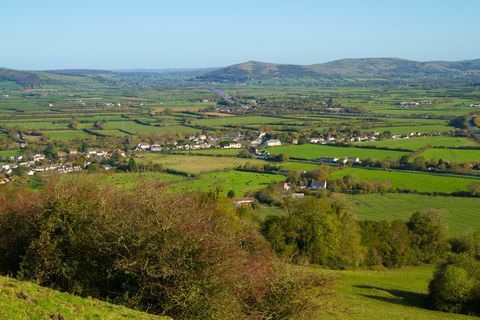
[0,276,168,320]
[200,58,480,82]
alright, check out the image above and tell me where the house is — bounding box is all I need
[69,150,78,156]
[136,143,151,151]
[57,151,67,158]
[283,182,291,191]
[33,154,46,162]
[232,197,255,207]
[115,149,126,157]
[291,193,305,198]
[263,139,282,147]
[307,179,327,190]
[224,142,242,149]
[151,144,162,152]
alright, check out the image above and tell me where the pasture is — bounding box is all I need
[266,144,410,160]
[344,193,480,235]
[418,147,480,163]
[329,167,480,194]
[137,154,268,174]
[356,136,478,151]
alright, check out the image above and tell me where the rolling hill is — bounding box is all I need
[199,58,480,82]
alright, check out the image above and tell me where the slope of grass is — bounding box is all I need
[418,147,480,163]
[329,167,479,193]
[0,276,167,320]
[266,144,409,161]
[344,193,480,235]
[314,265,476,320]
[356,136,478,151]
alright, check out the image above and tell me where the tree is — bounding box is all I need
[227,190,236,198]
[407,210,449,263]
[128,157,138,172]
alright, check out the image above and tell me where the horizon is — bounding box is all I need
[2,0,480,70]
[3,56,480,72]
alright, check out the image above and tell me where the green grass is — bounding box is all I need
[329,167,480,194]
[344,193,480,235]
[192,115,289,127]
[44,130,91,140]
[266,144,410,160]
[137,154,268,174]
[0,276,167,320]
[356,136,478,151]
[313,265,476,320]
[170,170,285,196]
[418,148,480,163]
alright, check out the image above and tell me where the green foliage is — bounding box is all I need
[429,254,480,315]
[0,177,324,319]
[262,196,365,268]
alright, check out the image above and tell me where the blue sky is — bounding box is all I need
[1,0,479,69]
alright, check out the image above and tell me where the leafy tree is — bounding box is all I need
[128,157,138,172]
[227,190,236,198]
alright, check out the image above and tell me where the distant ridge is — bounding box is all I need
[199,58,480,82]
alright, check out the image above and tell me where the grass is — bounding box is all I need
[329,167,480,194]
[0,276,167,320]
[192,115,289,127]
[266,144,410,160]
[344,193,480,235]
[313,265,476,320]
[356,136,478,151]
[418,148,480,163]
[44,130,91,140]
[170,170,285,196]
[137,154,268,174]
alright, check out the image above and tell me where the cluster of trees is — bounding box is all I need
[236,162,280,173]
[429,232,480,316]
[0,178,325,319]
[262,197,450,269]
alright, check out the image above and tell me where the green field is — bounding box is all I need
[266,144,410,160]
[356,136,478,151]
[314,265,476,320]
[344,193,480,235]
[418,148,480,163]
[137,154,268,174]
[170,170,285,196]
[0,276,165,320]
[192,115,290,127]
[329,167,480,194]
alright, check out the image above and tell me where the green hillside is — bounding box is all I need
[0,276,168,320]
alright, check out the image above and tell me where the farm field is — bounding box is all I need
[266,144,410,160]
[363,124,454,135]
[356,136,478,150]
[73,172,186,189]
[170,170,285,196]
[136,154,268,174]
[329,167,480,194]
[192,115,291,127]
[314,265,476,320]
[44,129,92,140]
[344,193,480,235]
[418,147,480,163]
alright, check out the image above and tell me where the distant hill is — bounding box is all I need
[0,68,60,88]
[199,58,480,82]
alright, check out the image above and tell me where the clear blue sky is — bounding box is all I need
[2,0,479,70]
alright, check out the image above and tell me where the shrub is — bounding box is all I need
[0,176,325,319]
[429,254,480,315]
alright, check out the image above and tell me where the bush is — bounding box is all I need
[0,176,325,319]
[429,254,480,315]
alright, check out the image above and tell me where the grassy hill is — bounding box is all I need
[200,58,480,82]
[0,276,168,320]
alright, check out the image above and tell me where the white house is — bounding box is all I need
[263,139,282,147]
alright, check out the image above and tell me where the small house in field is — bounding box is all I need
[232,197,255,207]
[263,139,282,147]
[307,179,327,190]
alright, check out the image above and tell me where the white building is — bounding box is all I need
[263,139,282,147]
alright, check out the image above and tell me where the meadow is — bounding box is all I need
[329,167,480,193]
[418,147,480,163]
[344,193,480,235]
[266,144,410,160]
[170,170,285,196]
[315,265,476,320]
[356,136,478,151]
[137,154,268,174]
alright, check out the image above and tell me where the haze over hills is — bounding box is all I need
[2,57,480,87]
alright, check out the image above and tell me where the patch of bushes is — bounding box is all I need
[0,177,326,319]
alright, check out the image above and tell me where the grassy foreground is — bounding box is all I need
[0,276,168,320]
[314,265,476,320]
